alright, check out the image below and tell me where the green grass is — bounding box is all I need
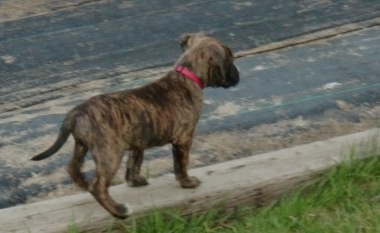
[71,150,380,233]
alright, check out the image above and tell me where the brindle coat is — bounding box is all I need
[31,33,240,219]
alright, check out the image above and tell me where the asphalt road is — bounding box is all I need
[0,0,379,208]
[1,0,380,111]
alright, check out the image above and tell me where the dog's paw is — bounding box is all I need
[114,203,133,219]
[124,203,133,216]
[127,176,149,187]
[179,176,201,189]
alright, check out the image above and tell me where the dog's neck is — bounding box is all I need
[174,65,204,90]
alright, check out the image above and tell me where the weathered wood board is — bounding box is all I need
[0,129,378,233]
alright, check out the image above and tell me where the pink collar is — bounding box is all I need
[175,66,204,90]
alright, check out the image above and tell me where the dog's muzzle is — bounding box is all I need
[223,64,240,88]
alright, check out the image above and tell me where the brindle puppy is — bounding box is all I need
[31,33,239,219]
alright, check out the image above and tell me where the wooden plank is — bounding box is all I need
[0,128,378,233]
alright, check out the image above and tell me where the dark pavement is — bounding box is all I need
[1,0,380,111]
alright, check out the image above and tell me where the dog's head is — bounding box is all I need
[176,33,239,88]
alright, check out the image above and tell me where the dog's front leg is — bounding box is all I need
[126,149,149,187]
[172,142,201,188]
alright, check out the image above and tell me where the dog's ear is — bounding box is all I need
[180,33,208,51]
[180,34,192,51]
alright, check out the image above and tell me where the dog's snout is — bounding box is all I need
[224,63,239,88]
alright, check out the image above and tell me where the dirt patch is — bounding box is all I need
[195,105,379,164]
[0,0,110,22]
[209,102,244,120]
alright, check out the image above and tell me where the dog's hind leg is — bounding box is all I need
[125,149,148,187]
[67,141,88,190]
[89,146,131,219]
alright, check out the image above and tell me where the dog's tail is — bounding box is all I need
[31,111,76,161]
